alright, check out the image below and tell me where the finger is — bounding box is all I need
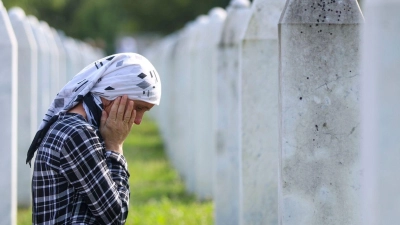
[124,100,134,123]
[129,107,137,126]
[100,110,107,127]
[108,96,121,120]
[116,95,128,120]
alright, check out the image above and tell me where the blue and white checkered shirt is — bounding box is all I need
[32,112,130,224]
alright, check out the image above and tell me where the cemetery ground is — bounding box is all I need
[17,115,214,225]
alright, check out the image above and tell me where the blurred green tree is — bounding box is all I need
[2,0,231,53]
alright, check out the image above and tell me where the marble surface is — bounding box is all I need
[0,1,18,224]
[193,9,227,200]
[192,15,211,199]
[50,27,66,91]
[40,21,60,99]
[279,0,363,224]
[215,0,252,224]
[240,0,285,224]
[9,6,37,208]
[361,0,400,224]
[27,15,51,128]
[168,26,195,193]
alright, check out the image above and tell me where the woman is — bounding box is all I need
[26,53,161,224]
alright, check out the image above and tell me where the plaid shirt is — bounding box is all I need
[32,112,130,225]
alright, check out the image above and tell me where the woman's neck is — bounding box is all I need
[67,102,87,120]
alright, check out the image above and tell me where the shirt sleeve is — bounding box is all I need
[59,126,130,225]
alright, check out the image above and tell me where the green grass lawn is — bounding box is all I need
[18,116,213,225]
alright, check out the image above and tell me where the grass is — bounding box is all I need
[18,115,214,225]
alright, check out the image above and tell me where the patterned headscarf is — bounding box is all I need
[26,53,161,164]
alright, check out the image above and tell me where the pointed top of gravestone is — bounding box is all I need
[209,7,227,21]
[40,20,53,35]
[8,7,26,20]
[279,0,363,24]
[251,0,286,7]
[229,0,250,8]
[220,0,252,45]
[58,29,66,38]
[50,27,60,36]
[40,20,51,30]
[196,15,209,25]
[243,0,285,40]
[27,15,39,25]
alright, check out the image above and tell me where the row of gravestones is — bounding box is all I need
[143,0,400,224]
[0,2,104,224]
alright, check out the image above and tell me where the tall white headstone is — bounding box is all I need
[40,21,59,99]
[27,15,51,127]
[279,1,363,224]
[50,27,67,90]
[74,39,88,72]
[215,0,251,224]
[239,0,285,224]
[178,23,198,194]
[61,36,81,79]
[192,14,212,199]
[192,8,227,200]
[8,6,38,208]
[156,34,178,174]
[164,25,195,190]
[0,1,18,224]
[206,8,226,201]
[361,0,400,224]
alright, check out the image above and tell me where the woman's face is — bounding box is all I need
[102,97,154,125]
[130,100,154,125]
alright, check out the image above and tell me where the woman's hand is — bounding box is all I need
[99,95,136,154]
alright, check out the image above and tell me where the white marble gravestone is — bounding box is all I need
[161,36,177,171]
[279,1,363,224]
[177,23,198,194]
[157,34,178,174]
[164,25,195,191]
[27,15,51,127]
[192,8,227,200]
[0,1,18,224]
[61,36,82,80]
[215,0,251,224]
[239,0,285,224]
[73,39,88,73]
[191,15,212,199]
[167,31,185,181]
[50,27,67,90]
[205,7,226,201]
[361,0,400,224]
[8,6,38,208]
[40,21,59,99]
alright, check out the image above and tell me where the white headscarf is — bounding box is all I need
[39,52,161,129]
[27,53,161,164]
